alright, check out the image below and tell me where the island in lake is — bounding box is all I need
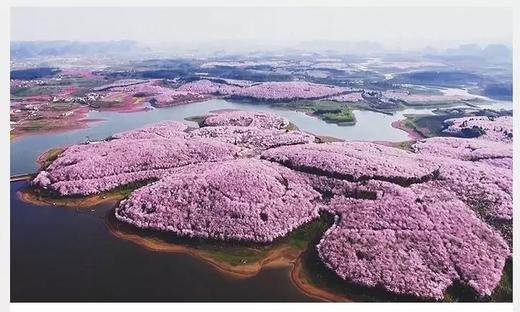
[14,107,513,302]
[10,37,512,303]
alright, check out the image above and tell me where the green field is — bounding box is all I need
[276,100,357,125]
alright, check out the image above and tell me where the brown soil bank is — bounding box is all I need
[391,119,426,140]
[106,211,350,301]
[18,188,124,209]
[16,183,512,303]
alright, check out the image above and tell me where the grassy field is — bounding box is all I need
[38,147,65,169]
[320,107,355,124]
[400,114,452,138]
[275,100,357,125]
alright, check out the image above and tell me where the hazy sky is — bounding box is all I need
[11,7,512,50]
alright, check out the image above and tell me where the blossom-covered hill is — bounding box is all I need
[443,116,513,143]
[116,159,322,242]
[177,79,348,101]
[200,110,289,129]
[31,110,512,301]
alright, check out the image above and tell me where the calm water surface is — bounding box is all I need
[10,181,316,302]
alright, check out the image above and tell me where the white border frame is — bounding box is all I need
[2,1,517,312]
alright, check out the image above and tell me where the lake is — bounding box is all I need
[12,98,512,175]
[10,180,317,302]
[9,98,512,302]
[11,99,425,175]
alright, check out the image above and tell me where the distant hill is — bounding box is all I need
[424,43,512,63]
[392,70,483,87]
[482,83,513,100]
[10,40,148,59]
[10,67,60,79]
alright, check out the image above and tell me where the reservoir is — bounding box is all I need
[10,97,512,301]
[11,98,511,175]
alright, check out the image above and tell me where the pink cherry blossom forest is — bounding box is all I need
[10,7,514,303]
[32,110,513,301]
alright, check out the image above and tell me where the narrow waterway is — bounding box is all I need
[12,98,511,175]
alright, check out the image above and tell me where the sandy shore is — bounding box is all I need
[370,118,427,148]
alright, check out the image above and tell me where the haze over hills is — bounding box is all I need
[10,40,513,60]
[10,40,150,59]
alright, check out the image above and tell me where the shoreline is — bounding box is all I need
[291,256,350,302]
[16,183,348,301]
[10,98,208,141]
[10,98,407,142]
[107,217,350,301]
[10,117,105,142]
[14,184,328,291]
[17,188,124,209]
[14,184,513,303]
[107,217,300,278]
[391,118,426,140]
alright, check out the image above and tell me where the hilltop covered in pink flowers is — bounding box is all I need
[317,182,509,299]
[413,137,512,169]
[262,139,512,222]
[261,142,441,186]
[116,159,321,242]
[33,111,314,195]
[443,116,512,143]
[200,111,289,129]
[31,112,512,301]
[96,79,209,107]
[177,79,347,101]
[190,126,314,151]
[88,78,352,110]
[111,121,189,140]
[33,136,241,196]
